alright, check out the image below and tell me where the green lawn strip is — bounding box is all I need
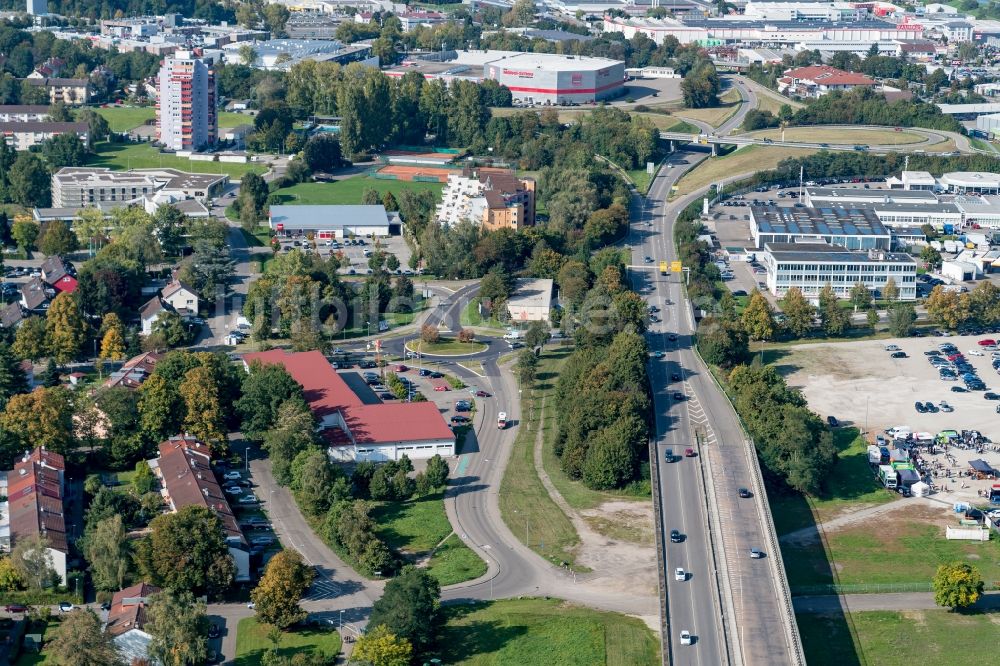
[270,178,443,206]
[438,598,659,666]
[92,106,155,132]
[627,168,652,193]
[800,609,1000,666]
[499,349,582,568]
[767,428,897,537]
[87,142,267,178]
[460,297,506,331]
[219,111,253,128]
[371,491,485,585]
[234,618,341,666]
[13,618,61,666]
[426,533,488,586]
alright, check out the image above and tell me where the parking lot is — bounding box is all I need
[775,333,1000,440]
[274,233,414,277]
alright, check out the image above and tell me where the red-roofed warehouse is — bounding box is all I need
[777,65,878,99]
[243,350,455,462]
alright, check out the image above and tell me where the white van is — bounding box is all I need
[886,426,912,439]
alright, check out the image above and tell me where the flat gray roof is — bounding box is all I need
[806,187,939,203]
[269,204,390,229]
[752,205,890,237]
[765,242,916,264]
[507,278,553,309]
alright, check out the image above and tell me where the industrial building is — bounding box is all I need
[777,65,878,98]
[243,350,455,463]
[804,186,940,206]
[221,39,374,70]
[749,205,891,250]
[762,242,918,301]
[387,50,625,105]
[268,204,400,238]
[157,51,217,151]
[506,278,554,323]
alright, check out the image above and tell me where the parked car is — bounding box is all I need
[3,604,27,613]
[223,471,242,481]
[394,364,408,372]
[952,386,969,393]
[985,392,1000,400]
[891,351,907,359]
[939,401,954,413]
[237,494,259,505]
[379,392,395,400]
[224,485,244,495]
[58,602,75,613]
[885,344,900,352]
[827,416,839,427]
[915,401,927,413]
[433,385,450,392]
[450,415,470,424]
[208,624,221,639]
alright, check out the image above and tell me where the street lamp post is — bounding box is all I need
[339,610,343,633]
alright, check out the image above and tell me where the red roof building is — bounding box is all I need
[0,448,69,585]
[104,582,160,664]
[150,436,249,581]
[243,350,455,462]
[51,275,78,294]
[777,65,878,99]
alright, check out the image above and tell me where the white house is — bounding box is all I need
[160,280,199,315]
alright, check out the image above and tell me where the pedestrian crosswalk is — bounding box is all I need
[302,578,341,601]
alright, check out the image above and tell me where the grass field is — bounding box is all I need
[970,136,997,153]
[798,609,1000,666]
[499,348,582,567]
[673,145,817,196]
[219,111,252,128]
[235,618,341,666]
[87,142,267,178]
[270,178,444,206]
[426,533,489,586]
[92,106,155,132]
[677,87,743,128]
[410,338,489,355]
[461,297,506,332]
[767,428,897,537]
[438,598,660,666]
[12,619,60,666]
[744,127,925,145]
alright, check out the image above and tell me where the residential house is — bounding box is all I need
[0,448,69,586]
[23,78,91,105]
[777,65,878,98]
[139,296,167,335]
[19,277,52,312]
[28,58,66,80]
[104,582,161,665]
[149,436,249,581]
[40,256,77,294]
[160,280,198,316]
[103,351,163,389]
[0,302,24,329]
[0,105,52,122]
[0,121,90,151]
[435,168,536,231]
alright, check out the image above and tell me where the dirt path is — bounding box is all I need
[780,495,953,545]
[530,404,659,602]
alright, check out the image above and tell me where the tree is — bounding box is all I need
[367,566,440,655]
[926,286,970,330]
[10,216,39,253]
[82,515,130,592]
[503,0,536,27]
[11,533,56,590]
[251,549,315,629]
[9,153,51,207]
[680,62,720,108]
[515,348,538,386]
[46,292,88,363]
[696,317,748,368]
[99,313,126,362]
[0,342,28,411]
[179,365,226,448]
[47,609,124,666]
[42,133,87,168]
[138,374,182,443]
[778,287,815,338]
[882,277,899,303]
[262,400,316,485]
[887,303,916,338]
[740,290,776,341]
[849,282,872,312]
[818,284,850,336]
[12,316,47,361]
[39,220,80,256]
[291,448,337,515]
[0,556,24,592]
[425,454,449,489]
[138,505,236,598]
[352,625,413,666]
[301,134,343,172]
[867,307,880,330]
[237,362,304,439]
[525,320,549,349]
[1,387,74,454]
[420,323,439,345]
[933,562,984,610]
[921,245,942,269]
[146,590,209,666]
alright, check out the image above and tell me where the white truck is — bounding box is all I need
[503,330,523,341]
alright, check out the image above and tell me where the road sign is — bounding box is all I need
[646,161,655,174]
[671,261,682,273]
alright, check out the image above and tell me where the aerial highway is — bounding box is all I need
[629,150,806,665]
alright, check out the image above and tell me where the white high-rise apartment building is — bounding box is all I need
[157,51,217,151]
[26,0,47,16]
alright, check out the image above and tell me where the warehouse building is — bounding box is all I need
[268,204,400,239]
[386,50,625,105]
[804,186,940,206]
[749,205,891,250]
[762,242,917,301]
[506,278,554,323]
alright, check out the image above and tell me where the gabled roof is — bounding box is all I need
[20,277,50,310]
[103,351,163,389]
[6,447,68,554]
[782,65,876,87]
[52,275,77,294]
[161,280,197,300]
[40,255,69,283]
[140,295,166,320]
[106,582,160,637]
[0,302,24,328]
